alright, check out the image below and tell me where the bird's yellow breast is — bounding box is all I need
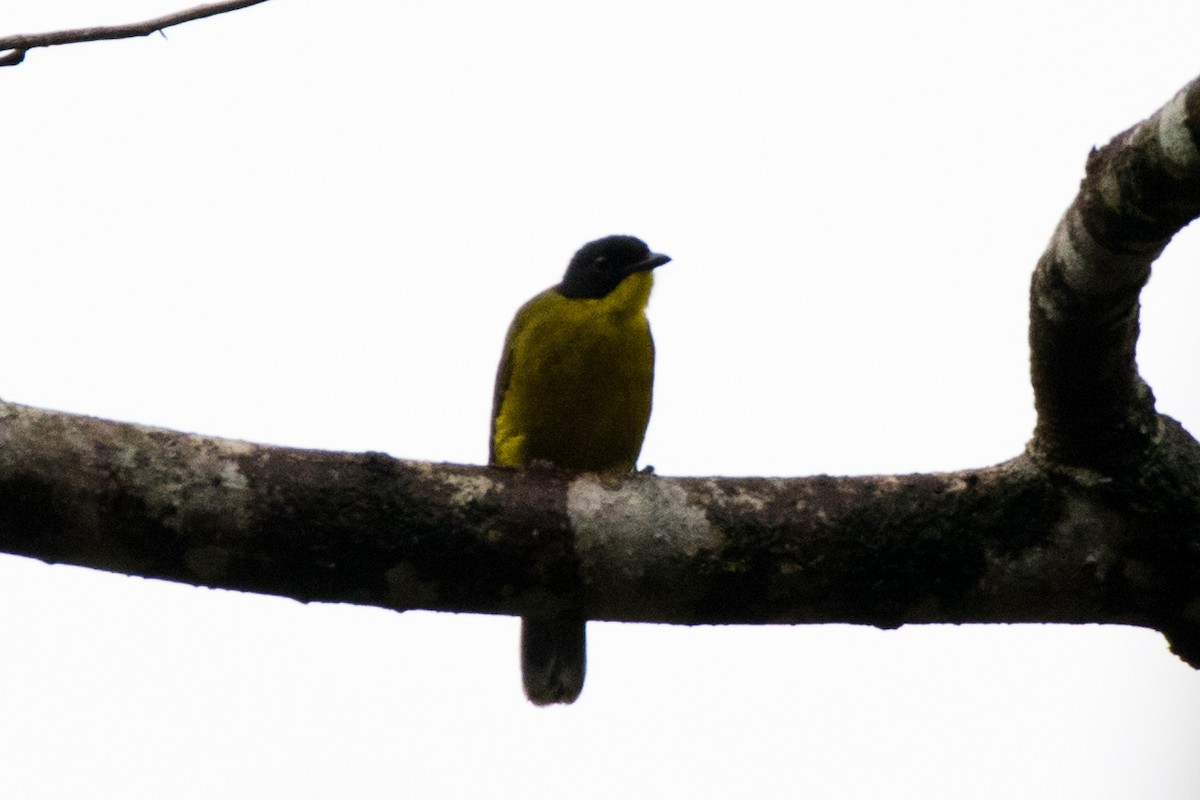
[491,272,655,472]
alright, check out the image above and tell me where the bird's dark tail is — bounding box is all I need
[521,614,586,705]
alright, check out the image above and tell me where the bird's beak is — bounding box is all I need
[631,252,671,273]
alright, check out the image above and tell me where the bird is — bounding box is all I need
[490,234,670,705]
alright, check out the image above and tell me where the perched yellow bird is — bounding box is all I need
[490,234,670,705]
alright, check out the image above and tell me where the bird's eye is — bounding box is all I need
[593,256,608,269]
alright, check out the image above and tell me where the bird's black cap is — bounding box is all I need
[557,235,670,300]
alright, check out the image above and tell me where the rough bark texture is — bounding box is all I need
[0,400,1197,666]
[1024,75,1200,663]
[1030,79,1200,472]
[1,73,1199,670]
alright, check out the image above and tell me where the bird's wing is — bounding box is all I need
[489,339,513,465]
[490,294,539,465]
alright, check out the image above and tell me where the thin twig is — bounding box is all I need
[0,0,272,68]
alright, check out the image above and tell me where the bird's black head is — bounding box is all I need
[557,235,670,300]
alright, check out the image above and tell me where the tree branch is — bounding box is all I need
[0,0,272,67]
[1,400,1197,666]
[1029,76,1200,472]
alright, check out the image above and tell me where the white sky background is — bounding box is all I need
[2,1,1200,797]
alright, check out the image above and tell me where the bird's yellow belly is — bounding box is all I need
[493,312,653,472]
